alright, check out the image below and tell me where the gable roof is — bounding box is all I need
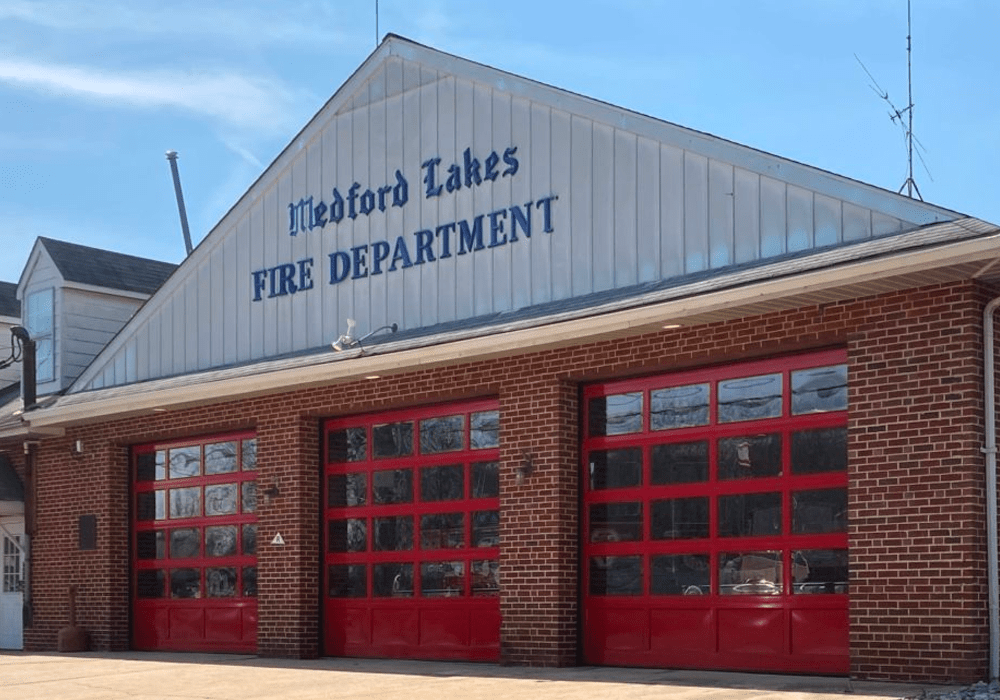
[0,281,18,319]
[37,237,177,295]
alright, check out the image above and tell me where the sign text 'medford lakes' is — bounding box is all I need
[251,145,559,301]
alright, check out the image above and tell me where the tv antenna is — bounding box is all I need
[854,0,928,200]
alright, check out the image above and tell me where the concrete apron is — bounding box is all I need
[2,652,947,700]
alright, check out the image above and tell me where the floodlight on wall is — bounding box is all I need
[331,319,398,352]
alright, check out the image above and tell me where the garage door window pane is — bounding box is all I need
[421,561,464,597]
[590,555,642,596]
[204,441,238,475]
[373,469,413,504]
[793,549,848,594]
[719,551,782,595]
[169,528,200,559]
[470,411,500,449]
[651,554,710,595]
[651,383,710,430]
[651,441,708,484]
[793,488,847,534]
[373,562,413,597]
[137,491,165,521]
[651,497,709,540]
[242,566,257,597]
[373,516,413,551]
[421,465,464,501]
[373,421,413,458]
[792,364,847,414]
[718,373,782,423]
[169,446,201,479]
[329,519,367,552]
[136,451,166,482]
[170,568,201,599]
[718,492,782,537]
[137,530,165,560]
[328,427,366,462]
[791,427,847,474]
[718,434,782,480]
[205,484,238,516]
[589,448,642,490]
[242,525,257,555]
[471,461,499,498]
[241,439,257,470]
[589,393,643,436]
[329,564,366,598]
[207,567,237,597]
[328,473,366,507]
[420,415,464,454]
[241,482,257,513]
[589,502,642,542]
[205,525,238,557]
[169,487,201,519]
[472,510,499,547]
[421,513,464,549]
[472,560,499,596]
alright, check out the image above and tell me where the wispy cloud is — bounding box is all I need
[0,0,357,48]
[0,58,312,134]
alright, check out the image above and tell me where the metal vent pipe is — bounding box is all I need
[165,150,194,256]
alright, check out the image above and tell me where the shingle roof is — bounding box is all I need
[0,281,18,318]
[39,237,177,296]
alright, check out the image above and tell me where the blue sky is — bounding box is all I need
[1,1,997,283]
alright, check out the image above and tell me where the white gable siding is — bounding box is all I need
[73,42,958,393]
[20,251,61,395]
[61,289,143,389]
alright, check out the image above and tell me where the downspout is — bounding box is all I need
[983,295,1000,682]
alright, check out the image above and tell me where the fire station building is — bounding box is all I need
[1,35,999,683]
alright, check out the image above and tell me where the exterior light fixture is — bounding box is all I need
[332,319,398,352]
[663,323,682,330]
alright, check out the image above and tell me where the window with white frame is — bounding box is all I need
[25,288,54,383]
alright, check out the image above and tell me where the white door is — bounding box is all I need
[0,519,25,650]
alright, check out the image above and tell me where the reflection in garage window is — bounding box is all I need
[373,562,413,597]
[420,513,464,549]
[328,564,366,598]
[589,393,643,436]
[471,560,499,596]
[204,441,238,475]
[170,568,201,598]
[421,561,464,597]
[651,554,710,595]
[791,364,847,414]
[651,383,710,430]
[169,446,201,479]
[373,516,414,551]
[328,427,367,462]
[470,411,500,449]
[420,415,464,454]
[589,448,642,490]
[719,551,782,595]
[651,498,709,540]
[137,530,165,560]
[137,570,164,598]
[373,469,413,504]
[793,549,848,594]
[420,464,464,501]
[471,461,499,498]
[205,525,238,557]
[651,441,708,484]
[373,421,413,458]
[169,487,201,519]
[472,510,499,547]
[791,427,848,475]
[718,492,782,537]
[590,555,642,596]
[241,439,258,470]
[242,525,257,555]
[793,488,847,534]
[169,528,200,559]
[242,566,257,597]
[718,374,782,423]
[328,472,366,507]
[328,519,367,552]
[589,502,643,542]
[717,434,782,480]
[241,482,257,513]
[205,483,238,516]
[207,567,237,597]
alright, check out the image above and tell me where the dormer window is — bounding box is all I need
[25,288,53,383]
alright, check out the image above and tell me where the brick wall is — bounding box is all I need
[6,279,996,681]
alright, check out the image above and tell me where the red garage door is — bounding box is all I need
[132,433,258,652]
[323,399,500,661]
[582,350,848,674]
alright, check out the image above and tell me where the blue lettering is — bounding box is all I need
[393,169,408,207]
[329,251,351,283]
[457,216,485,254]
[268,267,279,297]
[463,148,482,187]
[313,201,327,229]
[484,152,500,181]
[435,223,455,259]
[390,236,413,270]
[422,157,443,197]
[359,189,375,216]
[371,240,391,275]
[351,244,369,279]
[251,269,268,301]
[445,164,462,193]
[347,182,361,220]
[330,187,344,223]
[276,264,298,295]
[297,258,314,291]
[510,203,532,241]
[488,209,508,248]
[377,185,392,212]
[536,195,557,232]
[414,229,435,264]
[502,147,519,177]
